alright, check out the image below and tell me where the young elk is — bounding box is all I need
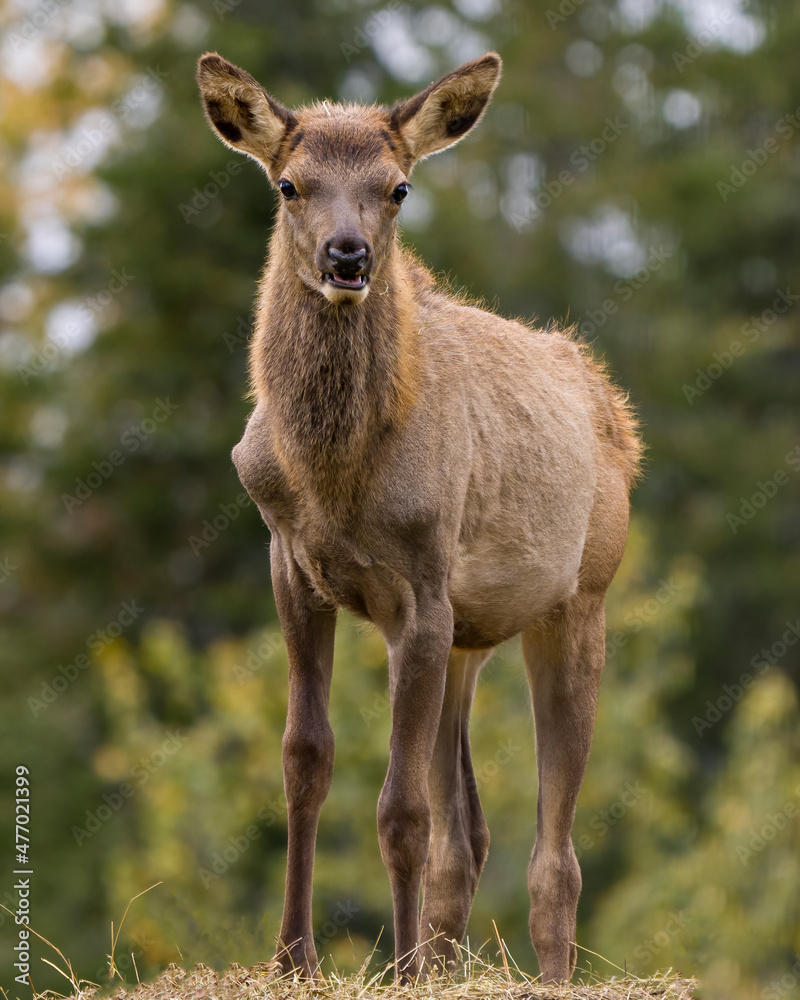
[197,51,640,983]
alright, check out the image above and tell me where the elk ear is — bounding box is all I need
[390,52,502,164]
[196,53,297,168]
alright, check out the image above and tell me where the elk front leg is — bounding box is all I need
[377,598,453,982]
[271,534,337,977]
[522,591,605,983]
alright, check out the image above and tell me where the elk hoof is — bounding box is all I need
[273,939,320,979]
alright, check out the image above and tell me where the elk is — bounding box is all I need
[196,50,641,984]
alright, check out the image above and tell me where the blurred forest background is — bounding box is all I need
[0,0,798,997]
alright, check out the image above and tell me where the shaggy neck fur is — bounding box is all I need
[251,219,421,513]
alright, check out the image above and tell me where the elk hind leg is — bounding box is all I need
[522,593,605,983]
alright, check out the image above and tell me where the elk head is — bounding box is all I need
[196,51,502,305]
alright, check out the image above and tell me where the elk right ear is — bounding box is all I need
[390,52,502,164]
[196,53,297,168]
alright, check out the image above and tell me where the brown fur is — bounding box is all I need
[197,50,641,984]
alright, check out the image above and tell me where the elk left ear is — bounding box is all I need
[390,52,502,164]
[196,52,297,169]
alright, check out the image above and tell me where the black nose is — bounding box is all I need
[326,241,370,277]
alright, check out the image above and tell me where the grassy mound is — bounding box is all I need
[54,961,696,1000]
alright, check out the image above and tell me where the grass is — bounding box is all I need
[45,958,697,1000]
[13,892,696,1000]
[28,933,696,1000]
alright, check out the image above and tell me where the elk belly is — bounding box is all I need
[449,534,586,644]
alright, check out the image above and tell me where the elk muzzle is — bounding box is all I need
[318,234,372,302]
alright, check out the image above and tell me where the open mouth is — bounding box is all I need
[324,273,368,291]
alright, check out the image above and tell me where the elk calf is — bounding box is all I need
[197,50,641,983]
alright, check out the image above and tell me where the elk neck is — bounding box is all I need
[250,226,421,509]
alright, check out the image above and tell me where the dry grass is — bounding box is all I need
[44,957,696,1000]
[21,895,695,1000]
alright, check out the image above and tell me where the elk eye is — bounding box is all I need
[392,182,409,204]
[279,180,297,200]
